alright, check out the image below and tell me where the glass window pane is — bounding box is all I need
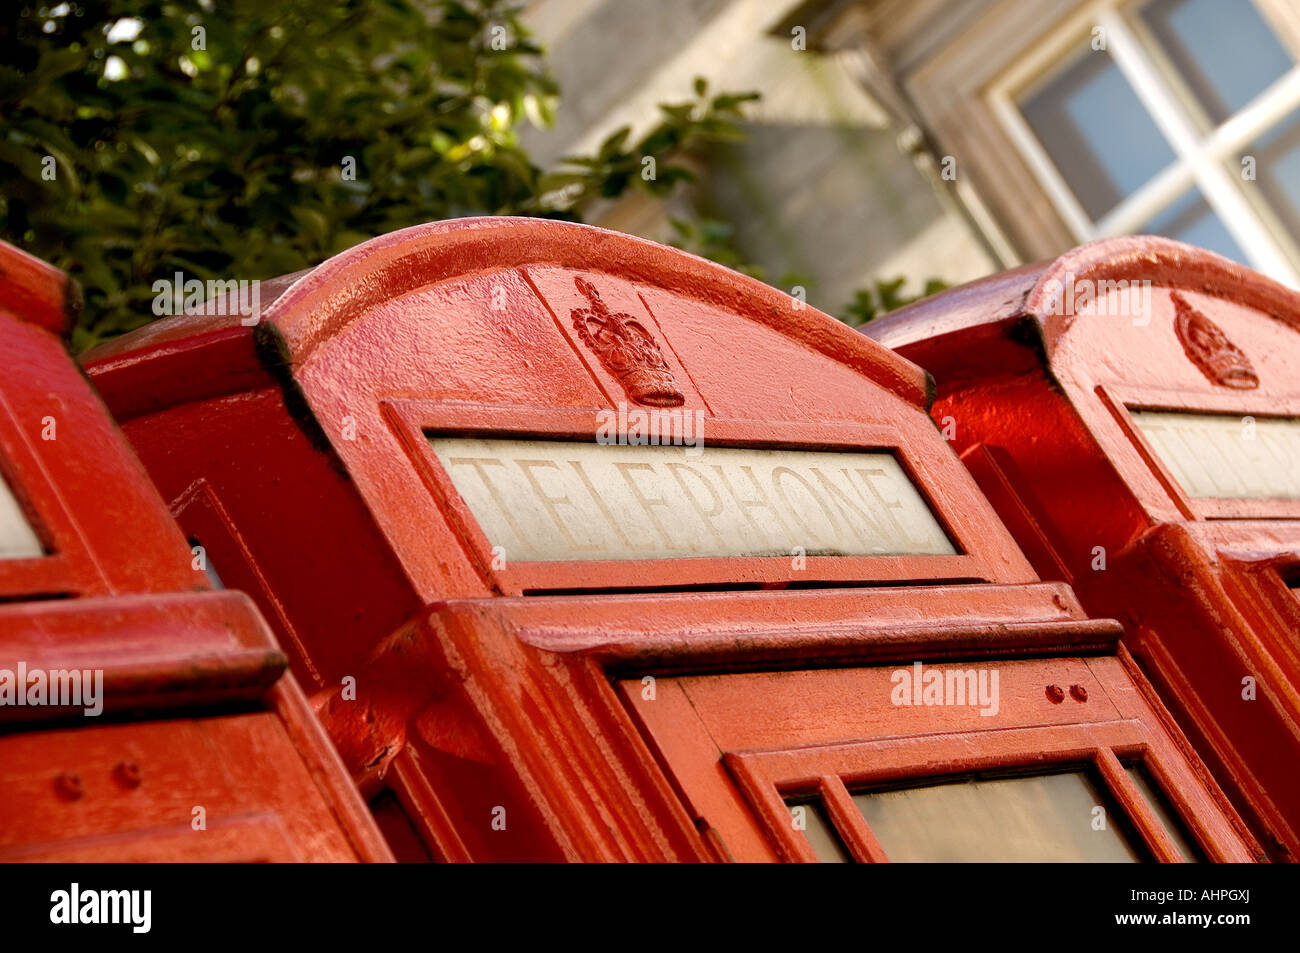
[1139,0,1293,126]
[1130,411,1300,499]
[1124,762,1205,862]
[852,769,1147,862]
[187,537,225,589]
[1019,47,1176,220]
[0,471,43,559]
[1143,189,1247,261]
[1244,109,1300,247]
[787,798,851,863]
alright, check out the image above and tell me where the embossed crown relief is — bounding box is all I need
[570,276,685,407]
[1171,291,1259,390]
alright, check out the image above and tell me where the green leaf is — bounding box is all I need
[0,1,771,349]
[596,126,631,160]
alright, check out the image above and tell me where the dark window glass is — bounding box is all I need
[786,798,851,863]
[1124,762,1205,862]
[187,537,225,590]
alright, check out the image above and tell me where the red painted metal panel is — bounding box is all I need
[80,221,1260,861]
[0,239,390,862]
[868,235,1300,861]
[0,715,351,862]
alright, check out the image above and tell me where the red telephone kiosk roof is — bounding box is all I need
[866,235,1300,861]
[869,235,1300,522]
[82,221,1262,862]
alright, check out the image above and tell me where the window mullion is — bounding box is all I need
[1098,11,1199,154]
[989,90,1097,240]
[1095,747,1184,863]
[1202,66,1300,162]
[1093,160,1196,237]
[1100,8,1299,284]
[819,775,890,863]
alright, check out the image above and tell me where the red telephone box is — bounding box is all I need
[868,235,1300,861]
[0,241,389,862]
[84,219,1260,861]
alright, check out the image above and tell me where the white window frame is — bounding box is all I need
[988,0,1300,286]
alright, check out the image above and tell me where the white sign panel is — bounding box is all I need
[0,473,43,559]
[1130,410,1300,500]
[429,438,955,561]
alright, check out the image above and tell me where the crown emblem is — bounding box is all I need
[570,277,685,406]
[1171,291,1259,389]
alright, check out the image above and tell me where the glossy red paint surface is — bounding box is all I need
[0,239,389,862]
[869,235,1300,861]
[83,219,1259,861]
